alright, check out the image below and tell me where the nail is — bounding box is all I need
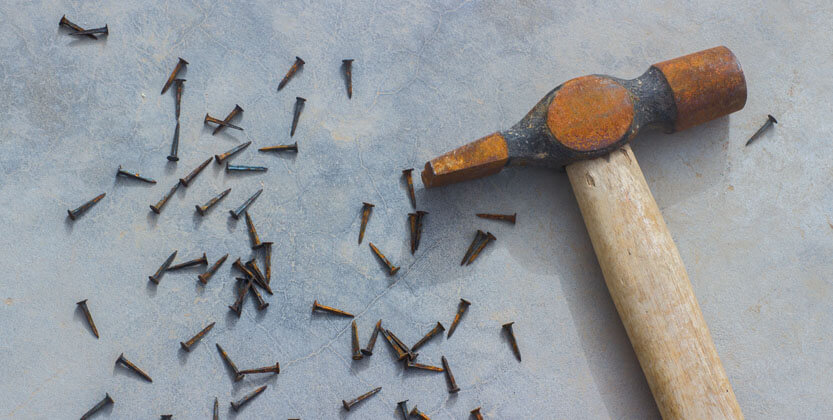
[59,15,97,39]
[195,188,231,216]
[263,242,272,285]
[447,298,471,338]
[232,257,255,278]
[245,211,267,249]
[212,104,244,135]
[277,57,305,91]
[396,400,409,420]
[226,163,267,172]
[369,242,399,275]
[406,360,443,372]
[116,353,153,382]
[351,320,363,360]
[245,259,273,294]
[242,277,269,310]
[167,252,207,271]
[116,165,157,183]
[229,188,263,219]
[76,299,99,339]
[387,329,417,361]
[461,230,485,265]
[408,213,417,254]
[174,78,185,120]
[381,328,408,360]
[290,97,306,137]
[180,321,215,352]
[358,202,374,244]
[69,24,108,36]
[238,362,280,375]
[204,113,244,131]
[342,59,354,99]
[80,393,113,420]
[149,182,180,214]
[361,319,382,356]
[167,122,180,162]
[67,192,106,220]
[411,322,444,352]
[258,143,298,152]
[179,157,212,187]
[476,213,516,224]
[213,397,219,420]
[466,232,496,266]
[161,57,188,95]
[402,169,416,208]
[503,322,521,361]
[441,356,460,393]
[415,210,428,252]
[410,406,431,420]
[216,343,244,382]
[471,407,483,420]
[228,279,251,317]
[148,250,177,284]
[230,385,267,411]
[746,114,778,146]
[342,387,381,411]
[312,300,354,317]
[161,415,172,420]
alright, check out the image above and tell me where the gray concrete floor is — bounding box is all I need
[1,1,831,419]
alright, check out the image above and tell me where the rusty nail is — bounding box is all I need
[415,210,428,252]
[461,230,485,265]
[245,211,266,249]
[161,57,188,95]
[476,213,516,224]
[116,353,153,382]
[408,213,417,254]
[232,257,255,278]
[226,163,267,173]
[258,143,298,152]
[358,202,374,244]
[369,242,399,275]
[342,387,381,411]
[230,385,267,411]
[503,322,521,362]
[161,414,172,419]
[471,407,483,420]
[381,328,408,360]
[80,393,113,420]
[406,360,443,372]
[263,242,272,285]
[67,192,106,220]
[59,15,97,39]
[199,253,228,284]
[228,278,251,317]
[466,232,496,266]
[179,157,212,187]
[216,343,244,382]
[410,406,431,419]
[351,320,363,360]
[180,321,215,352]
[76,299,99,339]
[69,24,108,36]
[387,329,417,361]
[195,188,232,216]
[447,298,471,338]
[402,169,416,208]
[396,400,409,420]
[167,122,180,162]
[242,277,269,310]
[229,188,262,219]
[441,355,460,393]
[149,182,180,214]
[342,59,354,99]
[148,250,177,284]
[411,322,444,352]
[746,114,778,146]
[174,79,185,120]
[213,397,218,420]
[278,56,305,91]
[245,259,272,294]
[205,113,244,131]
[212,104,244,135]
[117,165,156,184]
[238,362,280,375]
[291,97,306,137]
[312,300,354,317]
[361,319,382,356]
[167,252,207,271]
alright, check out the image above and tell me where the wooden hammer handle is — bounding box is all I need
[566,145,743,419]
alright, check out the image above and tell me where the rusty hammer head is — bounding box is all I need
[421,46,747,188]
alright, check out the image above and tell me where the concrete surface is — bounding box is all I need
[1,0,831,418]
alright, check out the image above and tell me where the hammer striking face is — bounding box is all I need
[422,46,747,188]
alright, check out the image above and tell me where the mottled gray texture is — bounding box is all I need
[0,0,831,419]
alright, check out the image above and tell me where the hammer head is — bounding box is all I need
[422,46,746,188]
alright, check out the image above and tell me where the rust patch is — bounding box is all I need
[546,76,634,152]
[422,132,508,188]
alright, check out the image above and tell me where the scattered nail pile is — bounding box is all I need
[63,16,522,419]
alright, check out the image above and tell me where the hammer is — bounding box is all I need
[422,46,746,419]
